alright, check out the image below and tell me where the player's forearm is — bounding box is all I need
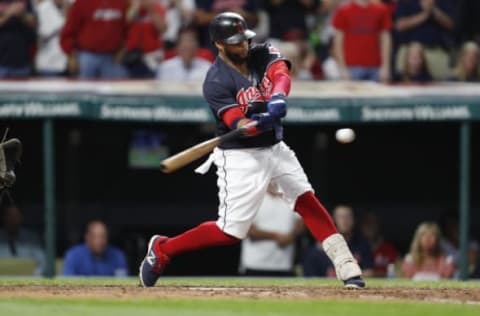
[267,61,291,96]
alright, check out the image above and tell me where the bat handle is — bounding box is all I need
[219,120,259,143]
[242,120,259,129]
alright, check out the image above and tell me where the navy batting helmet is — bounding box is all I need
[209,12,256,45]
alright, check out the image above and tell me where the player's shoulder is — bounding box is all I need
[203,58,233,95]
[249,42,283,63]
[203,58,228,85]
[249,42,290,72]
[249,42,279,57]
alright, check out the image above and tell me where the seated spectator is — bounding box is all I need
[360,211,398,277]
[402,221,455,280]
[0,0,36,78]
[34,0,69,77]
[63,220,127,277]
[332,0,392,82]
[60,0,129,79]
[472,256,480,279]
[157,28,211,81]
[239,189,304,277]
[124,0,167,78]
[302,205,374,277]
[394,0,455,80]
[0,204,46,275]
[395,41,432,83]
[440,212,478,278]
[449,41,480,82]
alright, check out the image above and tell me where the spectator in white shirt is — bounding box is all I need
[156,28,211,81]
[239,188,304,277]
[35,0,69,76]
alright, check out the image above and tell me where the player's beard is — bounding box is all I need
[225,49,248,66]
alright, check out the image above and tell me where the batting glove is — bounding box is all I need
[267,93,287,118]
[251,113,276,132]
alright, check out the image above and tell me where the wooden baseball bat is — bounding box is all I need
[161,121,258,173]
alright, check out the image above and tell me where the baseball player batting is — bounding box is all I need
[139,12,365,288]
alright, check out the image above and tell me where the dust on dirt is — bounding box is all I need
[0,284,479,304]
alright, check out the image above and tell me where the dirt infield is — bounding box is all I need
[1,285,479,304]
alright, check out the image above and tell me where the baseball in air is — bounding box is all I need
[335,128,355,144]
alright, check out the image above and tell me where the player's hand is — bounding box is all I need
[251,113,276,132]
[267,93,287,119]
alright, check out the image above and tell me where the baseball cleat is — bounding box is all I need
[139,235,170,287]
[343,276,366,289]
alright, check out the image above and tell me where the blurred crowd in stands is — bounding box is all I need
[1,201,479,279]
[0,0,478,82]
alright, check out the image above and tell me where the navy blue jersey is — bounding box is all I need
[203,43,290,149]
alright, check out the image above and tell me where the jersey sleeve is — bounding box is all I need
[249,43,291,77]
[203,81,238,119]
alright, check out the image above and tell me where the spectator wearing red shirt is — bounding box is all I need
[60,0,128,79]
[332,0,392,82]
[360,212,398,277]
[124,0,166,78]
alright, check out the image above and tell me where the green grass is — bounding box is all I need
[0,278,479,316]
[0,297,478,316]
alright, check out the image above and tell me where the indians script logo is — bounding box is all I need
[236,87,261,112]
[236,77,273,113]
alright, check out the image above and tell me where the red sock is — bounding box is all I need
[156,221,239,257]
[295,191,337,242]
